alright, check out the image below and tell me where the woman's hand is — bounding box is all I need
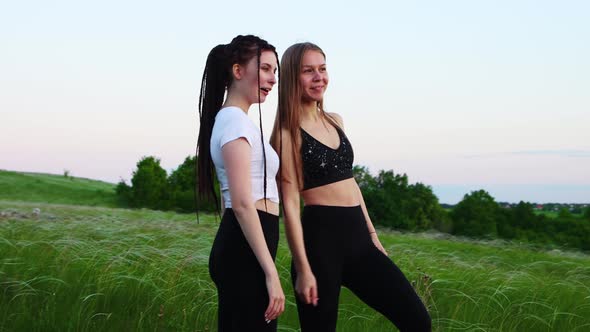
[295,270,319,306]
[371,232,389,256]
[264,272,285,323]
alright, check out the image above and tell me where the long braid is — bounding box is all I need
[256,46,269,212]
[196,44,226,221]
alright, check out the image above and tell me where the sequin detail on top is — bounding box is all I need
[300,126,354,190]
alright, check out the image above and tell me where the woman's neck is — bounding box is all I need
[301,101,320,122]
[223,92,250,114]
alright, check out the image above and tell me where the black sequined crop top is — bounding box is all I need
[301,126,354,190]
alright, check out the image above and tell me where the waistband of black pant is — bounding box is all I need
[223,207,279,221]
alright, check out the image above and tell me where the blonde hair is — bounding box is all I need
[270,42,339,191]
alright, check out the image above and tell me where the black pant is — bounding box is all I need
[291,205,431,332]
[209,208,279,332]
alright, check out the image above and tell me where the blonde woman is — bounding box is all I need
[271,42,431,332]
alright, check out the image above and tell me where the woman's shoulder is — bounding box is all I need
[216,106,248,122]
[326,112,344,129]
[215,107,257,132]
[213,107,257,144]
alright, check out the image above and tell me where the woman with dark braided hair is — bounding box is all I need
[270,42,431,331]
[197,35,284,331]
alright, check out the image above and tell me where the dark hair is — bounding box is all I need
[196,35,278,215]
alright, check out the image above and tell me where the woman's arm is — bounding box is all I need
[355,182,388,255]
[329,112,388,256]
[278,129,318,306]
[222,138,285,320]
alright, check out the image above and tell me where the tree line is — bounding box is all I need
[353,167,590,251]
[116,156,590,251]
[116,156,217,213]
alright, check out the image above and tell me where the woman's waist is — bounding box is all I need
[300,204,368,241]
[217,207,279,252]
[222,189,280,214]
[224,200,280,216]
[301,178,360,206]
[254,199,279,216]
[220,208,279,234]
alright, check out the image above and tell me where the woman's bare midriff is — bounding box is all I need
[254,199,280,216]
[301,178,360,207]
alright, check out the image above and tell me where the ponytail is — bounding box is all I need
[196,44,228,215]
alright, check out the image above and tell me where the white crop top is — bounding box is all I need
[210,106,280,208]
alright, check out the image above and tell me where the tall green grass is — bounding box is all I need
[1,201,589,331]
[0,170,117,207]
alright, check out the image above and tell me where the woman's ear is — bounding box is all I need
[232,63,242,80]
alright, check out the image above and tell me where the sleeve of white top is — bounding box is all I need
[218,114,253,148]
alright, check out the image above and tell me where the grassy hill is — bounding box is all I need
[1,171,589,331]
[0,170,117,207]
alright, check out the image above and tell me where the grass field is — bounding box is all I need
[533,210,586,219]
[534,210,560,218]
[0,170,117,207]
[1,171,590,331]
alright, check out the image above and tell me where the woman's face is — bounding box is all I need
[239,50,278,105]
[299,50,328,104]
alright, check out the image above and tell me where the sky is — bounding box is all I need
[1,0,589,204]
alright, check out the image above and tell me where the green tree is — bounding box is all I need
[558,207,574,220]
[130,156,168,209]
[168,156,196,212]
[451,190,499,237]
[372,170,410,229]
[406,182,444,230]
[500,201,546,241]
[115,180,132,206]
[168,155,218,213]
[584,207,590,221]
[354,167,445,231]
[496,208,515,239]
[511,201,537,234]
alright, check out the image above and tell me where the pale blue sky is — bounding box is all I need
[1,0,589,203]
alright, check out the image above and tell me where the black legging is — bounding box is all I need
[209,208,279,332]
[291,205,431,332]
